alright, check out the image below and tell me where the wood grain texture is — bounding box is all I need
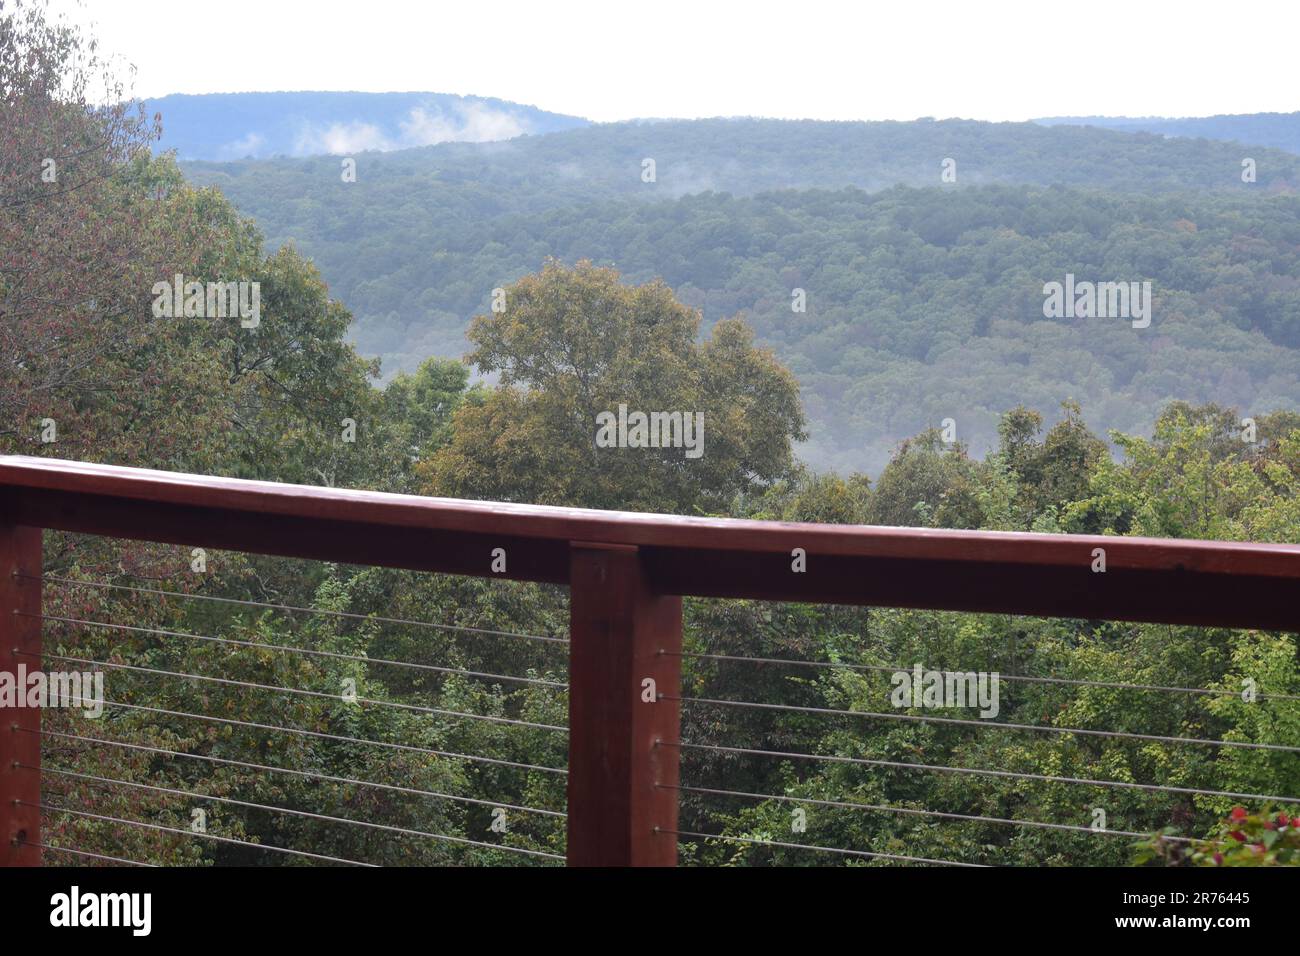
[0,495,42,867]
[2,456,1297,628]
[567,544,681,866]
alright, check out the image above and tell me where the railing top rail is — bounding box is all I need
[2,455,1298,628]
[4,455,1297,564]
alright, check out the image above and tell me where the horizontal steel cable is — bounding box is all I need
[32,611,567,689]
[26,801,375,867]
[18,839,157,867]
[660,783,1192,842]
[22,765,565,862]
[656,827,986,867]
[665,649,1300,702]
[18,649,568,733]
[28,726,565,818]
[659,740,1300,804]
[30,573,568,645]
[664,693,1300,752]
[92,698,566,775]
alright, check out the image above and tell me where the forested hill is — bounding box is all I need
[185,115,1300,202]
[146,91,590,160]
[180,118,1300,473]
[1036,112,1300,155]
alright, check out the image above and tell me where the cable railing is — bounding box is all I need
[658,638,1300,866]
[21,564,569,866]
[1,454,1299,866]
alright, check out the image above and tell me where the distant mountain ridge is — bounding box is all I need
[145,91,590,160]
[180,115,1300,471]
[186,115,1300,209]
[1035,111,1300,155]
[150,92,1300,162]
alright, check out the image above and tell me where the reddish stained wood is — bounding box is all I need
[567,544,681,866]
[2,456,1298,628]
[0,497,42,866]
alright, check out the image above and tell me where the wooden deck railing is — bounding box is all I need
[3,455,1299,866]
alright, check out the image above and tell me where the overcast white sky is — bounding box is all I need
[52,0,1300,122]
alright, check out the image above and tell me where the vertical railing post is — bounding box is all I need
[567,542,682,866]
[0,502,42,867]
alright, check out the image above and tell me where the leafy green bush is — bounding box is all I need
[1136,807,1300,866]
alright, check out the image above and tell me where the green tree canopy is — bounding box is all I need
[422,260,806,512]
